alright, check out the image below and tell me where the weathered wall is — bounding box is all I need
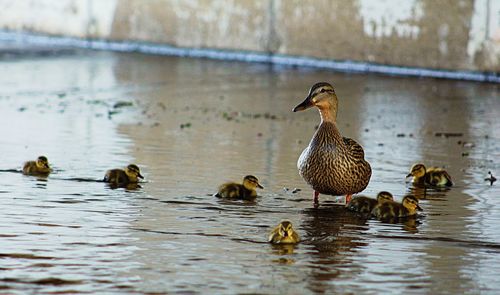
[0,0,498,72]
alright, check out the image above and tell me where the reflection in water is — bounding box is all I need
[301,205,370,293]
[1,45,499,293]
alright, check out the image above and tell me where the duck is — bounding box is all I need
[268,220,300,244]
[406,163,453,187]
[293,82,372,207]
[215,175,263,200]
[371,195,422,219]
[346,191,394,214]
[22,156,52,176]
[104,164,144,185]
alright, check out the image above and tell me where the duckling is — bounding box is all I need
[406,163,453,187]
[22,156,52,176]
[293,82,372,207]
[371,195,422,219]
[215,175,263,200]
[104,164,144,185]
[268,220,300,244]
[346,191,394,214]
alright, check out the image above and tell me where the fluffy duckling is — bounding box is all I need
[293,82,371,207]
[268,220,300,244]
[22,156,52,176]
[215,175,263,200]
[346,191,394,214]
[371,195,422,219]
[406,163,453,187]
[104,164,144,185]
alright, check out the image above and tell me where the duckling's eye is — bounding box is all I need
[320,89,326,93]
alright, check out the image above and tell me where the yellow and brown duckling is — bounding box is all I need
[215,175,263,200]
[406,163,453,187]
[268,220,300,244]
[346,191,394,214]
[293,82,372,207]
[22,156,52,176]
[371,195,422,219]
[104,164,144,185]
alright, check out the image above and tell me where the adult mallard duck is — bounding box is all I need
[406,163,453,187]
[268,220,300,244]
[371,195,422,219]
[346,191,393,214]
[293,82,372,207]
[22,156,52,176]
[215,175,263,200]
[104,164,144,185]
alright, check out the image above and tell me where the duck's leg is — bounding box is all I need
[313,191,320,208]
[345,194,353,204]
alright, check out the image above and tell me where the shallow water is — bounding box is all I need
[0,44,499,294]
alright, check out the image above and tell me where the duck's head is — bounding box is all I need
[407,163,427,178]
[376,191,394,203]
[36,156,51,169]
[277,220,295,238]
[125,164,144,182]
[293,82,338,121]
[242,175,264,190]
[402,195,423,213]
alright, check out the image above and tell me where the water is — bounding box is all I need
[0,43,499,294]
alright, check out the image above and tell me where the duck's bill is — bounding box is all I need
[405,173,412,178]
[257,183,264,189]
[416,204,423,211]
[138,173,144,179]
[292,96,314,112]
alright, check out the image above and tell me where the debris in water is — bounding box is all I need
[396,133,405,137]
[113,101,133,109]
[291,188,301,194]
[435,132,463,138]
[157,102,166,111]
[457,141,475,148]
[485,171,497,186]
[180,122,192,129]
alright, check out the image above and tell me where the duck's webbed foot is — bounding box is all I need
[345,194,353,204]
[313,191,320,208]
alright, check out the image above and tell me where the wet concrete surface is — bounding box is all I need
[0,43,499,294]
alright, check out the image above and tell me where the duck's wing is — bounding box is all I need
[442,171,453,186]
[342,137,366,159]
[268,227,279,243]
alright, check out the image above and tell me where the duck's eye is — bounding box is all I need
[320,89,326,93]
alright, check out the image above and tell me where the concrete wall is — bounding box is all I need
[0,0,499,72]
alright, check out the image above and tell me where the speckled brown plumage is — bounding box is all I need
[293,82,371,205]
[298,121,371,196]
